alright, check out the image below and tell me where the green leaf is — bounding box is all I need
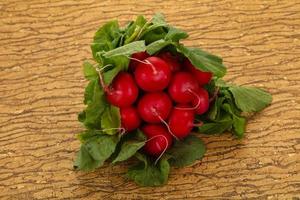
[167,135,206,168]
[83,80,106,129]
[135,129,147,140]
[124,15,147,44]
[84,80,96,105]
[76,130,104,143]
[165,27,188,42]
[74,145,102,171]
[83,61,98,80]
[102,67,120,86]
[85,135,119,165]
[91,20,122,63]
[77,131,95,143]
[74,134,119,171]
[102,55,129,85]
[220,88,235,102]
[208,100,218,120]
[140,13,168,44]
[203,78,217,94]
[151,13,167,27]
[214,78,231,88]
[208,97,225,120]
[103,41,146,58]
[232,115,246,138]
[101,106,121,135]
[198,114,232,134]
[146,27,188,55]
[134,152,148,166]
[176,45,226,77]
[110,129,146,163]
[112,140,145,164]
[228,86,272,112]
[127,153,170,186]
[78,111,86,123]
[146,39,172,55]
[142,27,168,44]
[122,21,134,34]
[135,15,148,27]
[222,103,246,138]
[199,87,248,137]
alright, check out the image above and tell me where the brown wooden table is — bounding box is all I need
[1,0,299,199]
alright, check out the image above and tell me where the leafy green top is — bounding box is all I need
[198,79,272,138]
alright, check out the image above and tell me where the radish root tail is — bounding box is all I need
[151,108,179,141]
[175,89,201,111]
[145,134,169,165]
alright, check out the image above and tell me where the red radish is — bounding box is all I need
[106,72,138,107]
[158,52,181,72]
[184,59,213,86]
[142,124,173,156]
[168,71,199,103]
[134,57,171,92]
[137,92,172,123]
[129,51,150,71]
[168,104,195,139]
[120,107,141,131]
[191,87,209,115]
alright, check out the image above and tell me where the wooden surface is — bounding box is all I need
[0,0,299,199]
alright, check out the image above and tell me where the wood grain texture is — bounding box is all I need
[0,0,299,199]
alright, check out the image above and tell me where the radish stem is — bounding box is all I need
[96,67,109,92]
[129,57,158,74]
[175,89,201,111]
[193,121,204,127]
[209,87,219,102]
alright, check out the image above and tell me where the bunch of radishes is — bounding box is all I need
[74,13,273,187]
[105,51,212,158]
